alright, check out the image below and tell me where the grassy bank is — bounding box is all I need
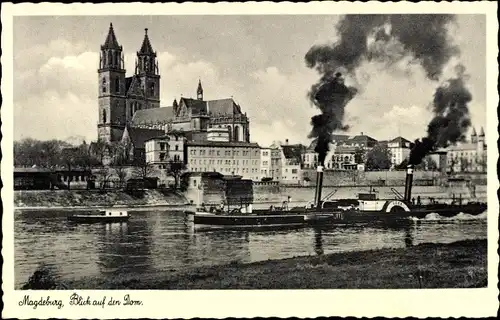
[26,239,486,290]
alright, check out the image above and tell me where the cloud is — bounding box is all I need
[13,31,485,147]
[14,90,97,142]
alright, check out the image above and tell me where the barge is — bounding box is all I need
[184,165,487,230]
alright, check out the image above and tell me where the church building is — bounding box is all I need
[97,23,160,143]
[97,24,252,162]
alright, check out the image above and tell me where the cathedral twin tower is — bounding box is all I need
[97,23,160,143]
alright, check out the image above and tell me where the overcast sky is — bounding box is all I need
[13,15,486,146]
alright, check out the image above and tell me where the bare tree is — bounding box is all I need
[95,167,113,191]
[114,166,128,189]
[459,156,471,172]
[167,160,187,190]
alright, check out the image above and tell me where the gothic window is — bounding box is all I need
[234,126,240,142]
[227,125,232,141]
[149,82,155,96]
[115,78,120,93]
[103,109,107,123]
[102,78,107,93]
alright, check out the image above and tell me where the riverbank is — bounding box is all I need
[14,189,188,209]
[31,239,486,290]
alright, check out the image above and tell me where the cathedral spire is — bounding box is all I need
[197,79,204,100]
[479,127,485,137]
[136,28,158,75]
[138,28,155,55]
[99,22,124,70]
[101,23,122,50]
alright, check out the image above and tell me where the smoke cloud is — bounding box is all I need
[409,65,472,165]
[305,14,461,165]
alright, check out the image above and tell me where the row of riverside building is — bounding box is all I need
[97,24,487,186]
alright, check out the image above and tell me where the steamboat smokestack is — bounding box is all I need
[404,165,414,202]
[314,165,324,208]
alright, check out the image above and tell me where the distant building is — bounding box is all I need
[185,140,261,181]
[386,136,412,168]
[329,145,357,170]
[259,147,272,180]
[445,127,487,172]
[270,139,304,184]
[145,132,186,169]
[303,132,377,170]
[121,126,164,163]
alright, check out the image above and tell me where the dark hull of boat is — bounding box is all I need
[67,216,130,223]
[186,203,487,230]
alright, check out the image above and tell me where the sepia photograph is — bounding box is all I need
[2,2,498,319]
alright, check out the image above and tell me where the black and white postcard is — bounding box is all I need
[2,2,498,319]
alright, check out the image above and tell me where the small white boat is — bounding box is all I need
[68,209,130,223]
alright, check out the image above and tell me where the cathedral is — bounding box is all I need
[97,23,251,154]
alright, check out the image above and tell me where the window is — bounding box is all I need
[102,78,107,93]
[114,78,120,93]
[149,82,155,96]
[292,169,298,174]
[175,145,179,151]
[102,109,107,123]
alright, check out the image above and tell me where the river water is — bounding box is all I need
[14,208,487,289]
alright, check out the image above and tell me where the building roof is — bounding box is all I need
[179,97,243,116]
[123,127,164,148]
[387,136,412,148]
[331,134,350,142]
[447,143,485,152]
[101,23,121,50]
[186,140,260,148]
[389,136,411,144]
[281,144,305,162]
[14,167,53,173]
[208,98,242,115]
[334,146,357,153]
[181,98,207,115]
[348,134,378,144]
[138,28,155,55]
[131,107,173,125]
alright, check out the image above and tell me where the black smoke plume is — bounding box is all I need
[409,65,472,165]
[305,15,459,165]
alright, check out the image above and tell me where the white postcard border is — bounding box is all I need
[2,2,499,319]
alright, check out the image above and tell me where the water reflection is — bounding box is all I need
[14,209,487,288]
[96,219,152,275]
[314,228,324,256]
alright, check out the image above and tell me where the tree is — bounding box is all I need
[365,144,392,171]
[167,160,187,189]
[60,147,80,190]
[95,167,113,190]
[415,157,438,171]
[476,154,487,172]
[459,156,471,172]
[448,155,458,174]
[14,138,70,168]
[132,157,155,180]
[354,147,366,164]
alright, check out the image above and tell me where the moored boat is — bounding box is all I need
[185,165,487,230]
[68,208,130,223]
